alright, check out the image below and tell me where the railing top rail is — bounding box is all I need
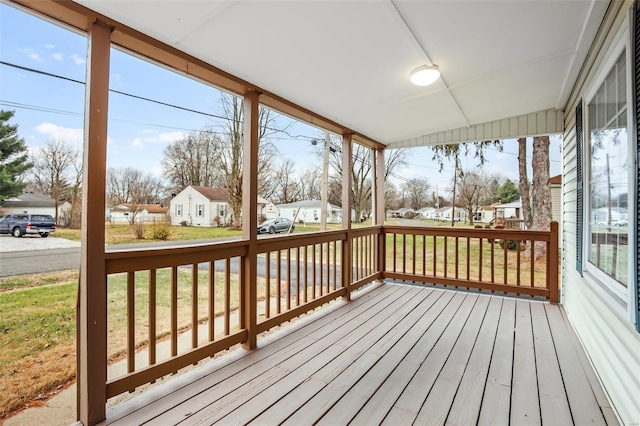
[105,239,249,273]
[349,226,383,238]
[383,224,555,242]
[257,229,348,253]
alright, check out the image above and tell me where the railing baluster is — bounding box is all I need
[433,235,437,276]
[208,261,214,341]
[516,241,521,287]
[224,258,230,336]
[312,244,316,299]
[478,238,483,282]
[503,239,508,287]
[393,233,397,272]
[412,234,417,275]
[149,269,156,366]
[326,242,331,294]
[276,250,282,314]
[466,237,470,280]
[402,234,406,275]
[319,244,324,296]
[127,271,135,373]
[191,264,198,349]
[286,248,291,310]
[171,266,178,357]
[336,241,338,292]
[444,236,448,279]
[530,240,535,287]
[455,237,459,280]
[265,253,271,319]
[422,235,426,275]
[296,246,301,307]
[304,246,309,303]
[491,238,495,284]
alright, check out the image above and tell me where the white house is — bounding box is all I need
[107,203,169,224]
[473,203,499,224]
[416,206,436,220]
[0,192,71,220]
[436,206,467,222]
[170,186,277,226]
[494,200,522,220]
[276,200,341,224]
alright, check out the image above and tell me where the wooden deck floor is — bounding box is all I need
[103,282,618,425]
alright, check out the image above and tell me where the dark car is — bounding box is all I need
[0,213,57,237]
[257,218,294,234]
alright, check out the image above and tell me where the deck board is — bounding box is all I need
[103,282,617,426]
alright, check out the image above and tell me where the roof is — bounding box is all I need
[496,201,522,209]
[1,192,55,208]
[67,0,607,147]
[550,174,562,185]
[115,204,169,214]
[276,200,340,210]
[190,186,229,202]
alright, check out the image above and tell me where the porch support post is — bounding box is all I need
[374,148,386,278]
[341,132,353,301]
[241,90,260,349]
[78,20,111,425]
[548,221,559,303]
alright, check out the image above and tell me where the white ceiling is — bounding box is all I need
[75,0,609,147]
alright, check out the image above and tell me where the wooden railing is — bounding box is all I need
[383,222,559,301]
[101,223,557,402]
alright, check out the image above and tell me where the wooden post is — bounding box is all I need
[241,90,260,349]
[342,133,353,300]
[548,221,559,303]
[375,148,386,279]
[78,20,111,425]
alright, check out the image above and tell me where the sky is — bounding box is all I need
[0,3,561,199]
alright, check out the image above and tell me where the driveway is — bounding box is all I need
[0,234,81,252]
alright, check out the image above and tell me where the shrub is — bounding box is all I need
[213,216,222,227]
[131,222,146,239]
[148,219,173,241]
[258,215,267,224]
[180,220,188,227]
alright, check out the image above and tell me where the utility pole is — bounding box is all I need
[320,131,330,231]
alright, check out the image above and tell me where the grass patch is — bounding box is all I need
[0,270,79,292]
[0,282,77,418]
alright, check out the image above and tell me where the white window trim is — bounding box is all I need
[582,19,636,322]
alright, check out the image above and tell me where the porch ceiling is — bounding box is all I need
[74,0,608,147]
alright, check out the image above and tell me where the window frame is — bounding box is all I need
[582,20,636,320]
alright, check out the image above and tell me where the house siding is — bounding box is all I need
[562,1,640,424]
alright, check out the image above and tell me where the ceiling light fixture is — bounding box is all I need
[410,64,440,86]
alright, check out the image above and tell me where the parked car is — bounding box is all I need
[597,219,628,227]
[0,213,56,237]
[257,218,294,234]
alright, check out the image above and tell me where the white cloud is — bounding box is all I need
[150,165,164,177]
[52,53,64,61]
[132,138,143,149]
[20,48,43,62]
[35,122,84,148]
[158,131,185,142]
[70,54,86,65]
[44,44,55,49]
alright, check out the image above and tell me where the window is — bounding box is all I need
[196,204,204,218]
[584,32,633,301]
[176,204,183,217]
[218,205,226,217]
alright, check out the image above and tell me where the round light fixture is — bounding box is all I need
[410,64,440,86]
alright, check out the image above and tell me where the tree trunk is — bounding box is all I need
[517,138,532,229]
[531,136,551,259]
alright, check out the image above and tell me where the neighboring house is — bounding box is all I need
[417,206,436,220]
[473,203,499,224]
[591,207,628,224]
[169,186,277,226]
[436,206,467,222]
[494,200,522,220]
[389,207,417,219]
[277,200,341,224]
[107,203,169,224]
[0,192,71,221]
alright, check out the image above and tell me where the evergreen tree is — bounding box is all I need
[0,110,31,200]
[497,179,520,203]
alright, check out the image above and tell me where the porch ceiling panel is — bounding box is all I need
[71,0,607,146]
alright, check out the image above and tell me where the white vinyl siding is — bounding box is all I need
[562,1,640,423]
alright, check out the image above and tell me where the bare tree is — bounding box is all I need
[385,181,401,211]
[271,160,301,204]
[161,130,224,194]
[298,168,322,201]
[402,178,431,210]
[215,93,279,227]
[455,170,489,225]
[327,141,405,223]
[107,167,165,224]
[518,137,533,229]
[30,138,78,223]
[531,136,551,258]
